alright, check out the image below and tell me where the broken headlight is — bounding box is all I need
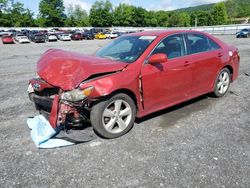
[60,86,94,102]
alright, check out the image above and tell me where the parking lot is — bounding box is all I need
[0,35,249,187]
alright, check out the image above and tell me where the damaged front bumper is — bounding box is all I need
[28,79,91,129]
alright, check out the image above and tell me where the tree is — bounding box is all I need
[131,6,147,27]
[154,11,169,27]
[145,11,158,27]
[11,1,35,26]
[168,12,190,27]
[65,4,89,27]
[113,4,134,26]
[89,0,113,27]
[225,0,238,22]
[179,12,191,27]
[38,0,66,27]
[190,11,214,26]
[211,2,229,25]
[0,0,35,27]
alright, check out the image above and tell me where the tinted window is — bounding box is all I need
[187,34,211,54]
[208,38,220,51]
[152,34,186,59]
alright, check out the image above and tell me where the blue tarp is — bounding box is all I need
[27,115,75,148]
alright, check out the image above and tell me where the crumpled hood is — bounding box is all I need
[37,49,128,90]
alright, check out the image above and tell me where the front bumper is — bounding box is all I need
[29,92,59,128]
[28,79,89,129]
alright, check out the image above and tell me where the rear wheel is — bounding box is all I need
[213,68,231,97]
[90,93,136,138]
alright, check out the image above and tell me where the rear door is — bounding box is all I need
[185,33,222,96]
[141,34,193,113]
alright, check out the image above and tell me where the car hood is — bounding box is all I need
[37,49,128,91]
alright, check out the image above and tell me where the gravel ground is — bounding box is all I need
[0,36,249,188]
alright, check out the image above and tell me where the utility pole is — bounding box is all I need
[195,16,198,27]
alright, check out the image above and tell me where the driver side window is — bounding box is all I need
[152,34,186,59]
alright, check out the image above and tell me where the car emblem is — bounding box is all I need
[33,83,40,90]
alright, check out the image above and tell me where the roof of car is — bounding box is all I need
[127,30,207,37]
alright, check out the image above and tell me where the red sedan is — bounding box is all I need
[2,35,14,44]
[28,30,240,138]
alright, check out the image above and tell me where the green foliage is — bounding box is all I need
[38,0,66,27]
[113,4,135,26]
[225,0,238,21]
[190,11,214,26]
[65,4,89,27]
[89,0,113,27]
[0,0,35,27]
[212,2,229,25]
[168,12,190,27]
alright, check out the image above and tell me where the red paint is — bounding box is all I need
[31,30,240,126]
[49,95,59,128]
[1,35,14,44]
[37,49,128,91]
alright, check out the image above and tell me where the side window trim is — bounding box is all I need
[145,33,187,64]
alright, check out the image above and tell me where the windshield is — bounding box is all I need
[96,35,157,63]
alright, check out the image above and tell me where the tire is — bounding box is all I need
[90,93,136,139]
[213,68,231,97]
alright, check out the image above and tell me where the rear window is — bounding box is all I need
[187,34,220,54]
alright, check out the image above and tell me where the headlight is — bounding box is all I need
[60,86,94,102]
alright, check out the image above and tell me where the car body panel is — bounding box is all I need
[37,49,128,91]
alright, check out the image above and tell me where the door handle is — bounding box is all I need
[184,61,191,66]
[218,53,223,57]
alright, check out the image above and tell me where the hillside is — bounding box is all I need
[174,0,250,17]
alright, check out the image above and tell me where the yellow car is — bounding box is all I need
[95,32,107,39]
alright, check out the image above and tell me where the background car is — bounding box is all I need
[105,32,118,39]
[46,34,58,42]
[1,35,14,44]
[59,34,71,41]
[30,33,46,43]
[14,33,25,41]
[95,32,107,39]
[82,31,95,40]
[71,33,83,40]
[236,28,250,38]
[17,36,30,44]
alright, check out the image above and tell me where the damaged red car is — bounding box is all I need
[28,30,240,138]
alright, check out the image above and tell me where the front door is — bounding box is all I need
[141,34,193,114]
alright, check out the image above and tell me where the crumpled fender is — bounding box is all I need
[81,64,144,116]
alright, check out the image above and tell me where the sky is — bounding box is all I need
[18,0,223,15]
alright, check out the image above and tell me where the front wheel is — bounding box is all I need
[213,68,231,97]
[90,93,136,138]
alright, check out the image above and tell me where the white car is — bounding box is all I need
[17,36,30,43]
[46,34,58,42]
[14,34,25,41]
[105,32,118,39]
[60,34,71,41]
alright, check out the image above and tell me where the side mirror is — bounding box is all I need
[148,53,168,64]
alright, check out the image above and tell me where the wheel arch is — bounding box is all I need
[223,65,233,81]
[109,88,138,109]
